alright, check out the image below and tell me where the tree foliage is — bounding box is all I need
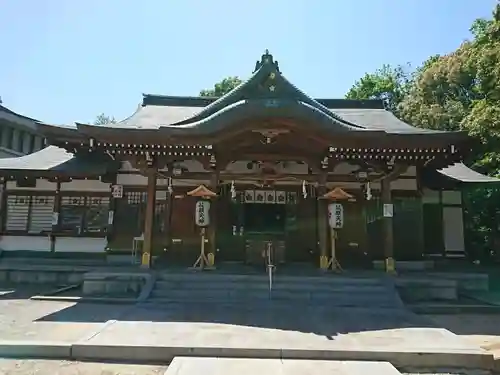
[346,3,500,260]
[199,76,242,97]
[94,113,116,125]
[345,64,413,114]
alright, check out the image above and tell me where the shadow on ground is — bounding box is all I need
[32,297,441,338]
[0,284,57,299]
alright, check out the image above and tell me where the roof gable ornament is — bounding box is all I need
[254,49,280,73]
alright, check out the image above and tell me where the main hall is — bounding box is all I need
[0,51,497,271]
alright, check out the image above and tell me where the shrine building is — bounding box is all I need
[0,51,498,271]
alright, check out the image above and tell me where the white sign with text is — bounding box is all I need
[328,203,344,229]
[195,200,211,227]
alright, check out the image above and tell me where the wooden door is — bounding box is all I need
[336,201,370,268]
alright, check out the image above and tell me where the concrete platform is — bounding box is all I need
[166,357,402,375]
[69,322,493,369]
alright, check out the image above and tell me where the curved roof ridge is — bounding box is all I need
[157,99,382,135]
[171,68,264,126]
[115,102,143,125]
[167,50,369,130]
[276,75,366,129]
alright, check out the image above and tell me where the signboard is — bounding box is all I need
[328,203,344,229]
[111,184,123,199]
[383,203,394,218]
[195,200,211,227]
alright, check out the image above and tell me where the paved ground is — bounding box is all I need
[0,286,498,373]
[0,359,167,375]
[0,294,486,355]
[0,359,491,375]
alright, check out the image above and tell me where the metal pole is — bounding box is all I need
[267,241,273,298]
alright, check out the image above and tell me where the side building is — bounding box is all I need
[0,103,45,157]
[0,52,497,271]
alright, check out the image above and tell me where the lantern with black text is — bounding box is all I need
[195,200,211,227]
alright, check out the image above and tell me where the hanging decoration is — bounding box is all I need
[365,182,372,201]
[230,180,236,200]
[167,177,173,194]
[302,180,307,199]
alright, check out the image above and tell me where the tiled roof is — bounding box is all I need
[437,163,500,183]
[105,96,444,134]
[0,104,40,131]
[0,146,118,175]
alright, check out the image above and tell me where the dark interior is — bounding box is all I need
[244,203,286,233]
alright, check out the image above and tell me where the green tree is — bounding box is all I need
[200,76,242,97]
[94,113,116,125]
[345,64,412,113]
[346,3,500,260]
[398,4,500,260]
[399,4,500,172]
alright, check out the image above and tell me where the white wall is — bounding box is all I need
[0,236,107,253]
[0,235,51,252]
[54,237,107,253]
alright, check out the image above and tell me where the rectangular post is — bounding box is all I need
[106,178,117,246]
[50,180,62,253]
[207,171,219,266]
[381,178,395,273]
[142,169,157,268]
[0,179,7,232]
[317,172,329,269]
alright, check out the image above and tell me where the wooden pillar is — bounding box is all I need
[381,177,395,273]
[142,169,157,268]
[106,178,118,246]
[164,179,174,253]
[0,179,7,232]
[317,172,329,268]
[50,180,62,253]
[207,171,219,259]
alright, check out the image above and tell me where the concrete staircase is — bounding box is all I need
[149,272,405,309]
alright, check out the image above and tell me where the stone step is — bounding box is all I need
[150,274,403,308]
[149,289,403,307]
[157,273,385,286]
[150,286,396,300]
[164,357,403,375]
[153,280,389,293]
[149,290,395,301]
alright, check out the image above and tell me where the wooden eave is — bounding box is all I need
[321,187,354,201]
[186,184,217,197]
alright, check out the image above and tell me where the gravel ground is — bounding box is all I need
[0,359,167,375]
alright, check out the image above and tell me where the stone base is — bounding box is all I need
[396,278,458,301]
[82,271,151,296]
[0,267,84,285]
[373,260,435,271]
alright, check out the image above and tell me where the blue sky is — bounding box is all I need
[0,0,496,124]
